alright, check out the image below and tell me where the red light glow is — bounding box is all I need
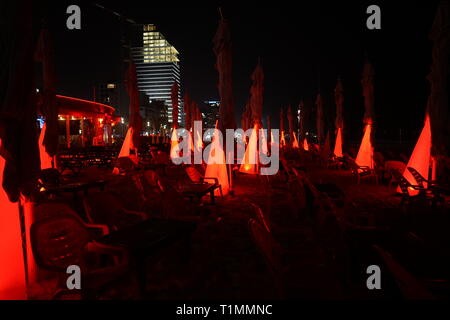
[355,124,373,169]
[0,142,27,299]
[205,128,229,195]
[399,115,431,195]
[292,132,299,149]
[39,123,53,169]
[333,127,343,158]
[303,138,309,151]
[239,125,259,174]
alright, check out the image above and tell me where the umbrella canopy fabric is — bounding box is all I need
[361,60,375,125]
[213,16,236,191]
[0,0,40,202]
[427,1,450,158]
[292,132,300,149]
[333,128,343,158]
[213,17,236,133]
[298,100,304,141]
[241,102,252,132]
[191,101,201,129]
[303,138,309,151]
[183,92,191,131]
[333,79,344,157]
[400,115,432,195]
[125,62,142,148]
[355,124,374,169]
[35,28,58,157]
[280,108,286,146]
[192,102,203,153]
[287,105,294,144]
[239,125,259,174]
[205,127,230,195]
[322,131,331,161]
[170,128,181,161]
[356,60,375,169]
[250,62,264,127]
[0,146,26,299]
[190,101,203,154]
[334,78,344,130]
[38,124,53,169]
[171,82,179,129]
[118,127,138,165]
[315,94,324,144]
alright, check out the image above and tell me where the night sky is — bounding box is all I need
[43,0,439,143]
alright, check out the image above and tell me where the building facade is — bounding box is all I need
[131,24,181,126]
[202,100,220,129]
[96,82,120,111]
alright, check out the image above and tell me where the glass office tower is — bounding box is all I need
[131,24,181,124]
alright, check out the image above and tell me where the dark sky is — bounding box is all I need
[43,0,440,142]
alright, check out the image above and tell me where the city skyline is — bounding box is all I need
[44,1,439,142]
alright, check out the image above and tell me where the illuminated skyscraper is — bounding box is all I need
[131,24,181,124]
[202,100,220,129]
[96,82,119,109]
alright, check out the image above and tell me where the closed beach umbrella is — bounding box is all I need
[356,60,375,169]
[125,62,142,148]
[333,78,344,157]
[315,94,324,145]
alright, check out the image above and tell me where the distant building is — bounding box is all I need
[202,100,220,129]
[131,24,181,125]
[96,82,120,113]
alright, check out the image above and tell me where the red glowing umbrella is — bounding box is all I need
[361,60,375,125]
[303,138,309,151]
[315,94,324,144]
[333,78,344,157]
[171,82,179,129]
[0,1,39,298]
[182,95,194,153]
[240,61,264,175]
[213,14,236,133]
[334,78,344,131]
[239,124,259,174]
[356,60,375,168]
[190,101,203,153]
[298,100,304,141]
[38,123,53,169]
[191,101,201,129]
[322,131,331,161]
[170,83,180,161]
[241,102,252,132]
[0,4,40,202]
[35,28,58,158]
[427,1,450,160]
[125,62,142,148]
[400,115,432,195]
[280,108,286,146]
[183,92,191,131]
[214,13,237,191]
[287,105,294,145]
[250,62,264,127]
[401,2,450,188]
[205,121,229,195]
